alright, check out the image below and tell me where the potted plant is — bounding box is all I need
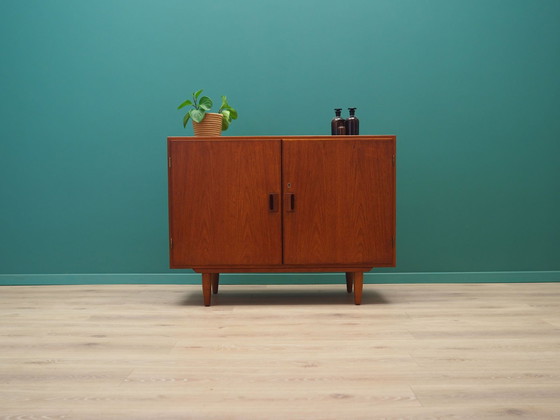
[178,89,238,136]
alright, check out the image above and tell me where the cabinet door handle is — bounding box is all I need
[285,193,295,212]
[269,193,279,212]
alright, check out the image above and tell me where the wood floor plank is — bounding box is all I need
[1,283,560,419]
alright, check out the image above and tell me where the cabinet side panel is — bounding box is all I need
[283,137,396,266]
[168,139,282,267]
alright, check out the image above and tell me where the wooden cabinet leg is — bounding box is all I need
[211,273,220,294]
[202,273,212,306]
[345,272,353,293]
[353,272,364,305]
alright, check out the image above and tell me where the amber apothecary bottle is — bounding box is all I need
[331,108,346,135]
[346,108,359,135]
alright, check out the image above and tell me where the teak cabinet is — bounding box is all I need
[167,136,396,306]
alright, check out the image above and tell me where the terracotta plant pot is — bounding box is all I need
[192,113,223,136]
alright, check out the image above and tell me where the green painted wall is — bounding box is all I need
[1,0,559,283]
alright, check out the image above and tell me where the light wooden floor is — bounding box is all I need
[1,282,560,419]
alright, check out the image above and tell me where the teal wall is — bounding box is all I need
[1,0,559,283]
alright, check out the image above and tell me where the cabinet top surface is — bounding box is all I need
[168,135,396,141]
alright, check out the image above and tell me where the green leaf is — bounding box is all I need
[177,99,193,110]
[198,96,213,111]
[190,109,205,123]
[221,109,230,121]
[193,89,203,100]
[221,116,230,131]
[228,108,238,120]
[221,95,228,109]
[182,112,191,128]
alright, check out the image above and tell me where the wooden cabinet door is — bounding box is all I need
[168,139,282,267]
[282,137,395,266]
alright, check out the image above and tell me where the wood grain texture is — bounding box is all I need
[168,135,396,270]
[1,283,560,419]
[168,139,282,267]
[282,137,396,266]
[169,136,396,306]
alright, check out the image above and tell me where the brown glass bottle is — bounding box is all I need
[331,108,346,135]
[346,108,359,135]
